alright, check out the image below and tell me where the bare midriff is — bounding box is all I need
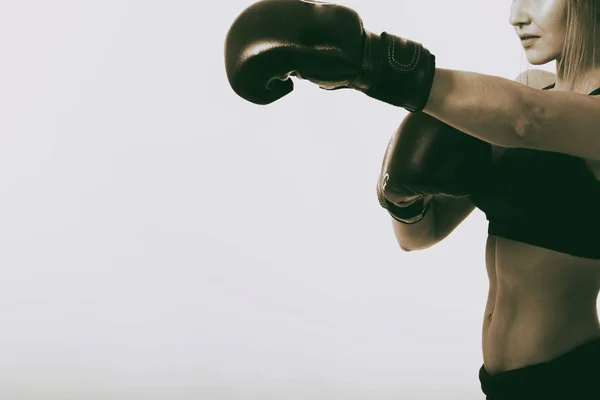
[482,235,600,375]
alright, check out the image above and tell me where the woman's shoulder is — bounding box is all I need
[514,69,556,90]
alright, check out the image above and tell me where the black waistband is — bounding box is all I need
[479,336,600,397]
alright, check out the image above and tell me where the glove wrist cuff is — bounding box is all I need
[351,32,436,112]
[386,196,433,225]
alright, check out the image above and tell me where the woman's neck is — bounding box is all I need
[553,75,600,94]
[554,59,600,94]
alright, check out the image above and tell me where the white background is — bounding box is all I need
[0,1,567,399]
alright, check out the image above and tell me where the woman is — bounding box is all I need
[224,0,600,397]
[412,0,600,398]
[404,1,600,398]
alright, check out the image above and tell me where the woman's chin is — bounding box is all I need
[524,49,555,66]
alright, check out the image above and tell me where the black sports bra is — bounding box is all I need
[470,85,600,259]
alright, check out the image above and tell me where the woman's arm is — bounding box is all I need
[424,69,600,160]
[393,69,557,253]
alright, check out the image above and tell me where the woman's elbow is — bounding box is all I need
[392,220,437,252]
[398,241,435,252]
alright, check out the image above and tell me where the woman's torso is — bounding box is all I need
[481,145,600,374]
[482,235,600,374]
[464,70,600,373]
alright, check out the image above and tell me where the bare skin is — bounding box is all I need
[482,234,600,374]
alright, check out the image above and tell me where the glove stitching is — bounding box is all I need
[388,36,419,72]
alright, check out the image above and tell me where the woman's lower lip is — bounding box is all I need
[521,37,539,47]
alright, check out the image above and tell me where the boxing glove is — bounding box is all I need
[224,0,436,112]
[377,112,492,224]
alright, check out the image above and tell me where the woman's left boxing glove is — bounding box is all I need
[377,112,493,223]
[224,0,436,112]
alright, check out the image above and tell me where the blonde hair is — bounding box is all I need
[557,0,599,91]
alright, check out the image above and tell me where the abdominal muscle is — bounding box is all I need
[482,235,600,375]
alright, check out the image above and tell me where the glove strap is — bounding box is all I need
[351,31,436,112]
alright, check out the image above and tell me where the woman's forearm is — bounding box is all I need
[423,68,535,148]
